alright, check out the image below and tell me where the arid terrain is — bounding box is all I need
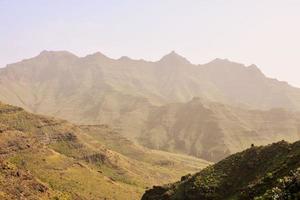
[1,51,300,162]
[0,101,209,199]
[2,1,300,199]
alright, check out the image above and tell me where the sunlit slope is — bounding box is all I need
[0,102,209,200]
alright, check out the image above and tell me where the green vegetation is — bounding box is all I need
[142,141,300,200]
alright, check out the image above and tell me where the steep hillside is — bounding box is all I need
[0,102,209,200]
[142,140,300,200]
[139,98,300,162]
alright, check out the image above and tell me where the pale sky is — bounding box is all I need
[1,0,300,87]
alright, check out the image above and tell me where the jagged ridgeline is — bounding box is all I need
[142,141,300,200]
[1,51,300,163]
[0,102,209,199]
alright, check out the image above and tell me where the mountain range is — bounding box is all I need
[1,50,300,199]
[0,51,300,162]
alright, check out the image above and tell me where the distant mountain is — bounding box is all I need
[200,58,300,110]
[1,51,300,161]
[1,51,300,116]
[138,97,300,162]
[142,140,300,200]
[0,102,209,199]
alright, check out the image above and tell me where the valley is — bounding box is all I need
[0,102,209,199]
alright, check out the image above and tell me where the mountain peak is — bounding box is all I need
[37,50,78,61]
[91,51,107,57]
[159,51,191,65]
[246,64,265,77]
[118,56,132,61]
[85,51,110,60]
[247,64,261,71]
[208,58,253,70]
[168,50,179,56]
[210,58,231,64]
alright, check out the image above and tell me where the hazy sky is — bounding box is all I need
[1,0,300,87]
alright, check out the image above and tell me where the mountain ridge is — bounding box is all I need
[0,50,299,90]
[1,50,300,162]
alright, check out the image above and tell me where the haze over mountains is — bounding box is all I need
[2,50,300,110]
[139,98,300,161]
[3,0,300,199]
[0,51,300,162]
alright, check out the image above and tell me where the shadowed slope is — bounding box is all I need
[139,98,300,162]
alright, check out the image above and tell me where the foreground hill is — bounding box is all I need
[142,140,300,200]
[139,98,300,162]
[0,102,209,200]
